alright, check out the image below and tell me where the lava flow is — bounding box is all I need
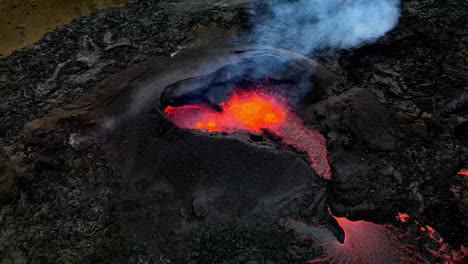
[286,216,407,264]
[285,213,465,264]
[164,89,331,179]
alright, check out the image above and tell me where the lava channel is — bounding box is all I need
[164,89,331,179]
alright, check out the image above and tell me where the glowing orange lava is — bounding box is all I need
[165,91,287,133]
[224,92,287,131]
[286,213,462,264]
[397,212,410,223]
[164,90,332,179]
[297,216,406,264]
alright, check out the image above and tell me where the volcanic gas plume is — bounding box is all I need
[164,89,331,179]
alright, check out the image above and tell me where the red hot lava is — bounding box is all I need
[397,212,410,223]
[457,169,468,176]
[286,216,408,264]
[286,213,465,264]
[164,89,331,179]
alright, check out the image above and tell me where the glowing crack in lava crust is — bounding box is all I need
[164,89,332,179]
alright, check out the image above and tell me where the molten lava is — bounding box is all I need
[164,90,331,179]
[286,216,407,264]
[397,212,410,223]
[165,91,287,133]
[285,213,465,264]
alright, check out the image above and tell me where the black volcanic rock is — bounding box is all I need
[0,152,15,204]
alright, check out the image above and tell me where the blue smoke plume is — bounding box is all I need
[253,0,401,53]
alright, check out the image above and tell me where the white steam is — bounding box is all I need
[253,0,400,53]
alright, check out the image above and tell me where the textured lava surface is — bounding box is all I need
[164,89,332,179]
[286,213,464,264]
[287,217,406,264]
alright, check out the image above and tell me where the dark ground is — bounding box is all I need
[0,0,467,263]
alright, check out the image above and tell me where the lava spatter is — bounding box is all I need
[397,212,410,223]
[164,89,332,179]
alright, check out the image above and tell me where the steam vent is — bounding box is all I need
[0,0,467,263]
